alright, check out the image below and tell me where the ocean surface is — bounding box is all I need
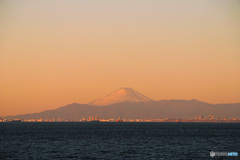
[0,122,239,160]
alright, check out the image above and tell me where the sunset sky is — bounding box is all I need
[1,0,240,116]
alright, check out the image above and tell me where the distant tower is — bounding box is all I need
[225,115,228,120]
[209,115,212,119]
[89,116,91,121]
[95,115,98,120]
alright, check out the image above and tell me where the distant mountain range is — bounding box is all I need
[5,88,240,120]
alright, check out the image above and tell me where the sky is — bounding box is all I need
[0,0,240,116]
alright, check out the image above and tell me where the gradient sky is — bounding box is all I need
[0,0,240,116]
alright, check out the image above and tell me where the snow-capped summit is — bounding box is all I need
[88,88,153,106]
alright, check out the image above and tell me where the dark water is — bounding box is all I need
[0,122,239,160]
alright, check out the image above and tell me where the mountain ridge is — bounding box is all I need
[4,100,240,120]
[3,88,240,120]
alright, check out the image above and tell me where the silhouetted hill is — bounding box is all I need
[5,100,240,120]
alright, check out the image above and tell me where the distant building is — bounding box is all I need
[224,115,228,120]
[209,115,214,120]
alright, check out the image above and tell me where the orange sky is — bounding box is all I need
[0,0,240,116]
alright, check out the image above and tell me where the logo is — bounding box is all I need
[210,151,238,157]
[210,151,215,157]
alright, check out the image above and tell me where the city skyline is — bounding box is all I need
[2,113,240,123]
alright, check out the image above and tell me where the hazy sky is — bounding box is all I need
[1,0,240,116]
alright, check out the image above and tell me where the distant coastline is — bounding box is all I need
[2,118,240,123]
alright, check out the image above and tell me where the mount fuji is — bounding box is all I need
[88,88,153,106]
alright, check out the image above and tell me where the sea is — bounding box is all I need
[0,122,239,160]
